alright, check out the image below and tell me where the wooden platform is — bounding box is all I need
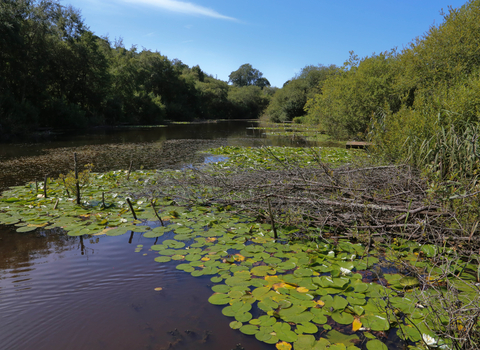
[346,141,373,149]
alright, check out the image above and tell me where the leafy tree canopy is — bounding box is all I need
[0,1,271,136]
[262,64,337,123]
[228,64,270,88]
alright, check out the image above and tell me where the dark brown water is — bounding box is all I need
[0,121,310,350]
[0,224,275,350]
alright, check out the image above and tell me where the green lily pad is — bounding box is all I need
[239,324,258,335]
[294,267,314,277]
[163,240,186,249]
[106,227,130,236]
[230,321,242,329]
[208,293,230,305]
[296,322,318,334]
[332,295,349,310]
[294,335,316,350]
[325,329,359,346]
[366,339,388,350]
[235,311,252,323]
[362,314,390,331]
[331,311,354,325]
[154,256,172,263]
[16,225,38,233]
[251,265,275,276]
[399,276,419,287]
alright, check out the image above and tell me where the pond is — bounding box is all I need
[0,121,322,350]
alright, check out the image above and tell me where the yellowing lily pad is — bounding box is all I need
[276,341,292,350]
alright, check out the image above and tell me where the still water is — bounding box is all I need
[0,121,310,350]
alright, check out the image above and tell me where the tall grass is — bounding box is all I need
[407,122,480,182]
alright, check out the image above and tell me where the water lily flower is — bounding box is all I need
[120,218,127,223]
[340,267,352,275]
[422,334,437,347]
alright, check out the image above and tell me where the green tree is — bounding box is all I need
[263,64,337,122]
[371,0,480,166]
[228,63,270,88]
[304,52,399,139]
[196,77,230,119]
[227,85,270,119]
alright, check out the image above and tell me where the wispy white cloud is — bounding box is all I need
[124,0,237,21]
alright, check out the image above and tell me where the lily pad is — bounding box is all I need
[366,339,388,350]
[331,311,354,325]
[239,324,258,335]
[230,321,242,329]
[208,293,230,305]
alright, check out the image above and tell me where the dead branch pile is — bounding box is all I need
[144,156,480,251]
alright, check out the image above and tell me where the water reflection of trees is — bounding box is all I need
[0,139,231,192]
[0,226,88,272]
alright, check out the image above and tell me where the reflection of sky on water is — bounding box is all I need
[203,155,229,164]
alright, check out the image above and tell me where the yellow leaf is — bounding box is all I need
[272,282,287,290]
[201,257,210,261]
[206,237,217,243]
[154,287,163,291]
[315,300,325,307]
[234,254,245,261]
[296,287,309,293]
[276,341,292,350]
[264,275,282,286]
[94,227,115,236]
[27,223,48,228]
[352,317,362,332]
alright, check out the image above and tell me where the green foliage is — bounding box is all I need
[196,77,230,119]
[304,52,400,139]
[263,64,337,123]
[227,85,270,119]
[279,0,480,187]
[228,63,270,88]
[369,0,480,184]
[58,163,93,198]
[0,2,269,136]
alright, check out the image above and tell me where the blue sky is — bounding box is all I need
[61,0,468,87]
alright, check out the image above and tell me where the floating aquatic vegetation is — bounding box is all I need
[246,123,346,147]
[1,145,479,350]
[205,146,365,171]
[144,208,475,349]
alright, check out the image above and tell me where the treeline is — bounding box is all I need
[265,0,480,175]
[0,0,270,136]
